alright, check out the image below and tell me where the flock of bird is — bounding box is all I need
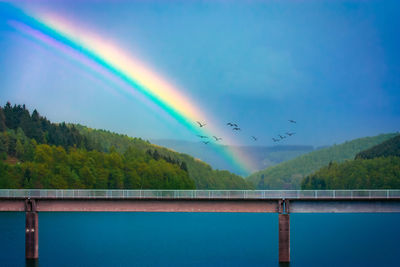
[195,119,297,145]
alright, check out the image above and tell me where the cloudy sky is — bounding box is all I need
[0,0,399,147]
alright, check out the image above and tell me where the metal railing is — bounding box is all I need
[0,189,400,199]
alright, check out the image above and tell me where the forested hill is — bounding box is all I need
[246,133,398,190]
[301,134,400,189]
[0,102,96,150]
[0,102,251,189]
[355,134,400,159]
[152,139,314,175]
[74,124,253,189]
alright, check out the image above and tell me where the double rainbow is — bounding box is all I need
[1,3,254,175]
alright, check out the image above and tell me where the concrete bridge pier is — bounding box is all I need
[25,199,38,259]
[279,200,290,263]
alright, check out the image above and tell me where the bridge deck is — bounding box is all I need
[1,190,400,213]
[1,189,400,200]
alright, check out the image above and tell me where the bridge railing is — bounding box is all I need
[0,189,400,199]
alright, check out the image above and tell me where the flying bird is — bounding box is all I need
[286,132,296,136]
[213,136,222,141]
[196,121,206,127]
[251,136,257,141]
[232,127,241,131]
[272,138,280,142]
[203,141,210,145]
[279,134,286,139]
[288,120,296,123]
[197,135,208,139]
[227,122,238,127]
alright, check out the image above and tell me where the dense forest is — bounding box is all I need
[301,134,400,189]
[75,124,253,189]
[0,102,96,150]
[0,102,252,189]
[246,133,398,189]
[355,134,400,159]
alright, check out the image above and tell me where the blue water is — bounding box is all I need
[0,212,399,267]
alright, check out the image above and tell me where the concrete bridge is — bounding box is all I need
[1,189,400,263]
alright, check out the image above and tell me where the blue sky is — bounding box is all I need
[0,0,399,146]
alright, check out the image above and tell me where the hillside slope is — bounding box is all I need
[301,135,400,189]
[301,157,400,189]
[0,104,194,189]
[0,102,251,189]
[247,133,398,189]
[75,125,253,189]
[301,134,400,189]
[152,139,314,175]
[355,134,400,159]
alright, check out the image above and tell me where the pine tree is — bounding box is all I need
[8,135,16,157]
[180,161,188,172]
[0,107,6,131]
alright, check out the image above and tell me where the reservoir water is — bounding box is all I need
[1,212,399,266]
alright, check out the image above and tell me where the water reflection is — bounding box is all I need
[26,259,39,267]
[0,213,398,267]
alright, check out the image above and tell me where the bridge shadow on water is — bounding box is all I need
[25,259,291,267]
[25,259,292,267]
[26,259,39,267]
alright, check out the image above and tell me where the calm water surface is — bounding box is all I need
[0,212,399,267]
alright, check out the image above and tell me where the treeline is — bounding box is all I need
[0,103,193,189]
[0,103,96,150]
[355,134,400,159]
[301,157,400,189]
[145,147,253,189]
[0,141,194,189]
[301,134,400,189]
[146,149,188,172]
[73,124,150,153]
[247,133,398,189]
[76,124,253,189]
[0,102,252,189]
[0,127,194,189]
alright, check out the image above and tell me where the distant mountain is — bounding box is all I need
[151,139,314,174]
[302,134,400,189]
[247,133,398,190]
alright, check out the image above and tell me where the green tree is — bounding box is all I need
[16,139,24,159]
[0,107,6,131]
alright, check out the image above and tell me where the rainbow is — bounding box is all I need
[1,3,255,175]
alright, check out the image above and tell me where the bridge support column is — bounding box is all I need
[279,199,290,263]
[279,214,290,262]
[25,199,38,259]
